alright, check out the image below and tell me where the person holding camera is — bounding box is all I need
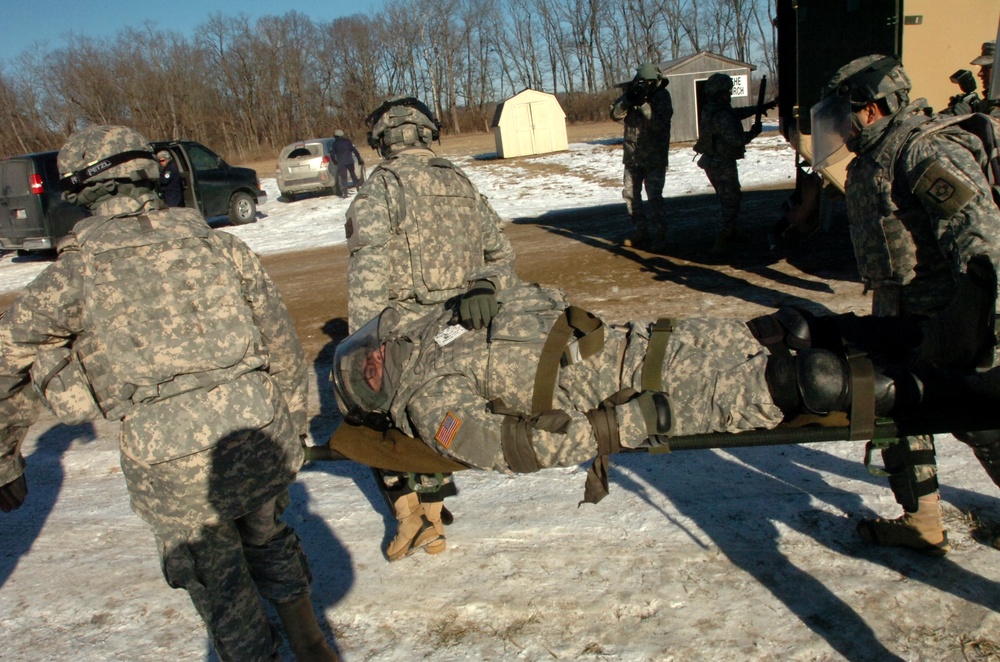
[610,62,673,252]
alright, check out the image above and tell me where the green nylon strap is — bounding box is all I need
[641,318,674,393]
[532,306,604,414]
[847,355,875,441]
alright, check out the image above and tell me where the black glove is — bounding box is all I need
[0,474,27,512]
[765,99,778,112]
[358,159,365,165]
[459,280,498,330]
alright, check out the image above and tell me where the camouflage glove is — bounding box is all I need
[0,474,27,512]
[459,279,498,330]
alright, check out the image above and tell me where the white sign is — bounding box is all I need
[731,74,749,98]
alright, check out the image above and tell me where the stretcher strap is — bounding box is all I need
[641,318,674,392]
[532,306,604,414]
[848,355,875,441]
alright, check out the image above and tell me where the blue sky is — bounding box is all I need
[1,1,380,64]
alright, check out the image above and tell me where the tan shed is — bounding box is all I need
[491,89,568,158]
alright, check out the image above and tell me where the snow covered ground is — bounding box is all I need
[2,132,999,661]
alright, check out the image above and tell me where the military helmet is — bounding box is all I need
[705,73,734,98]
[331,308,400,430]
[821,54,911,114]
[635,62,661,81]
[365,96,440,156]
[58,125,158,192]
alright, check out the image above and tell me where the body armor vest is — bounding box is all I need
[845,106,952,315]
[72,209,266,420]
[377,158,486,304]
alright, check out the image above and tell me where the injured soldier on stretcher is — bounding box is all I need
[330,281,998,503]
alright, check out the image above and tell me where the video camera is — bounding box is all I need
[948,68,982,113]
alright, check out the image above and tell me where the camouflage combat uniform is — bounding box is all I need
[845,98,1000,534]
[345,143,520,553]
[346,145,518,330]
[610,84,673,246]
[382,282,782,474]
[0,194,313,661]
[696,100,760,240]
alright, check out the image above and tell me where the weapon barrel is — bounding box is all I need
[754,76,767,127]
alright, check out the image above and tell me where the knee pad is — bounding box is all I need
[796,349,852,415]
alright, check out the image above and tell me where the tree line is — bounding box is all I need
[0,0,777,162]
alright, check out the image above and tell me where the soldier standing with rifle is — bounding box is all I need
[610,62,674,252]
[694,73,777,256]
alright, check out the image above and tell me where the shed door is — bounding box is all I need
[529,101,553,154]
[512,103,535,156]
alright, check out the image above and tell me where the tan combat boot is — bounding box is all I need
[421,500,448,555]
[856,494,950,556]
[274,594,340,661]
[386,492,443,561]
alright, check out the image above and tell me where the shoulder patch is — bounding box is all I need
[911,159,977,217]
[434,412,462,448]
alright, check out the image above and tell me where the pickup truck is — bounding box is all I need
[150,140,266,225]
[0,140,266,254]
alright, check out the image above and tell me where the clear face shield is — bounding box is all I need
[332,308,400,429]
[810,92,856,169]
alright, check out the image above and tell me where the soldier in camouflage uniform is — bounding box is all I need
[610,62,674,252]
[694,73,777,255]
[0,126,338,661]
[345,97,520,561]
[332,282,948,504]
[813,55,1000,554]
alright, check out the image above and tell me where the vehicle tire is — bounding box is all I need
[283,191,296,202]
[229,191,257,225]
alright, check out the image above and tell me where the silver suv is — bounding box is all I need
[275,139,337,201]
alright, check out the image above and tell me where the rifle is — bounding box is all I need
[753,75,767,132]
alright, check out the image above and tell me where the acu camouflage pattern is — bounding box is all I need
[845,100,1000,317]
[157,489,311,661]
[844,99,1000,516]
[0,197,308,529]
[382,282,782,472]
[345,147,518,332]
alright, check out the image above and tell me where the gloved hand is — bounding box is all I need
[764,99,778,112]
[748,123,762,139]
[948,95,973,115]
[0,474,27,512]
[459,279,498,330]
[358,159,365,165]
[458,280,500,329]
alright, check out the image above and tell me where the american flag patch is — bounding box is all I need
[434,413,462,448]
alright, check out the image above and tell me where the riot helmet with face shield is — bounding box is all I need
[811,55,911,168]
[332,308,400,430]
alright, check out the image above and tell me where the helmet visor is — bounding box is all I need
[332,308,400,423]
[810,93,855,169]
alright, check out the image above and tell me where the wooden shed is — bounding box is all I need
[491,89,568,158]
[644,52,757,143]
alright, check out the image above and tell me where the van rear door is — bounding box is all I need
[0,158,47,249]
